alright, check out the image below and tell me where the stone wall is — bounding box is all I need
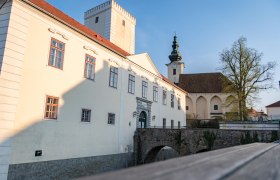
[135,128,280,164]
[8,153,134,180]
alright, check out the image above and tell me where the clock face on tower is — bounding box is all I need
[172,63,177,68]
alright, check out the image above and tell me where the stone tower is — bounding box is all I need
[166,35,185,84]
[84,0,136,54]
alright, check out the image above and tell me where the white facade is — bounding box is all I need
[186,93,237,119]
[267,107,280,120]
[0,0,186,178]
[84,0,136,54]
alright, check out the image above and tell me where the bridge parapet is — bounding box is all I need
[134,128,280,164]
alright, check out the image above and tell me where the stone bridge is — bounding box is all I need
[134,128,280,164]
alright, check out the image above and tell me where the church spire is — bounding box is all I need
[169,35,182,62]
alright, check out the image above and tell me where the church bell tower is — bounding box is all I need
[166,35,185,84]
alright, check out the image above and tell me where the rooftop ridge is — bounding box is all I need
[183,72,223,75]
[25,0,130,57]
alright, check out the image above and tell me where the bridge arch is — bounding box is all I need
[144,145,180,164]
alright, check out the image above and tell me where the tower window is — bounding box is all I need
[173,69,176,75]
[95,17,99,23]
[122,20,125,26]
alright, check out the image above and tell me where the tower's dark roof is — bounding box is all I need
[178,72,229,93]
[169,35,182,62]
[266,101,280,108]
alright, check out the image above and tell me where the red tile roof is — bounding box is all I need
[22,0,186,94]
[24,0,130,57]
[178,72,231,93]
[266,101,280,108]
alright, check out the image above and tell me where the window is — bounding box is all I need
[186,106,189,110]
[171,120,174,129]
[84,54,95,80]
[153,86,158,102]
[171,94,174,108]
[142,81,148,98]
[178,98,181,110]
[108,113,115,125]
[178,121,181,129]
[95,17,99,23]
[44,96,59,119]
[128,74,135,94]
[109,66,118,88]
[173,69,176,75]
[214,105,219,110]
[49,38,65,69]
[163,90,167,105]
[81,109,91,122]
[122,20,125,26]
[163,118,166,129]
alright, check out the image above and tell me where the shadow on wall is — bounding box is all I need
[1,60,138,179]
[1,56,182,179]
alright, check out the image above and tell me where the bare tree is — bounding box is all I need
[220,37,276,121]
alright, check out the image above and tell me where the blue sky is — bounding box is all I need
[46,0,280,111]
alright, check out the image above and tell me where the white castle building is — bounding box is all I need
[0,0,186,179]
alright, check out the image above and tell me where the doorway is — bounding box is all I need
[139,111,147,128]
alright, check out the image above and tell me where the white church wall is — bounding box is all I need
[186,93,236,119]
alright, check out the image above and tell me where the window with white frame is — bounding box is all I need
[171,94,174,108]
[128,74,135,94]
[153,86,158,102]
[109,66,118,88]
[108,113,115,125]
[142,81,148,98]
[84,54,95,80]
[48,38,65,69]
[163,90,167,105]
[81,109,91,122]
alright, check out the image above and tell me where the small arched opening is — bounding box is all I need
[210,96,223,119]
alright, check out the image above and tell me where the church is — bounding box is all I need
[166,36,237,120]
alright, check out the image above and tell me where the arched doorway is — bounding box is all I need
[139,111,147,128]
